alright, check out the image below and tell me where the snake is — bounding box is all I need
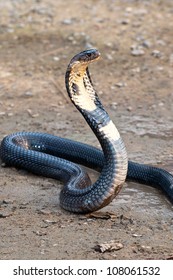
[0,49,173,213]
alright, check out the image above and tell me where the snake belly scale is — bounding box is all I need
[0,49,173,213]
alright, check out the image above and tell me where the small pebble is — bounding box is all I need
[158,102,164,107]
[115,82,127,88]
[62,19,73,25]
[43,219,57,224]
[131,48,145,56]
[131,45,145,56]
[38,209,52,215]
[121,19,129,25]
[105,42,113,48]
[3,199,14,204]
[7,112,13,117]
[53,56,60,61]
[156,40,166,46]
[125,7,133,13]
[152,50,161,58]
[132,233,143,237]
[110,102,118,110]
[131,67,141,74]
[0,211,13,218]
[24,91,33,97]
[33,230,47,236]
[127,106,133,112]
[156,66,164,71]
[140,245,152,252]
[0,112,5,116]
[142,40,151,48]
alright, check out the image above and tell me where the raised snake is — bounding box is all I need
[0,49,173,213]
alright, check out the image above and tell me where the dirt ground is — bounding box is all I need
[0,0,173,260]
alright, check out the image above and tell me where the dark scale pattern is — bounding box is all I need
[0,49,173,213]
[0,130,173,212]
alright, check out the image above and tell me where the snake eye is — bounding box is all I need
[86,52,92,57]
[85,50,96,59]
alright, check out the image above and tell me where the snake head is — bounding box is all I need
[68,49,100,73]
[70,49,100,65]
[66,49,100,81]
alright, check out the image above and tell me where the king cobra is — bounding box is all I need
[0,49,173,213]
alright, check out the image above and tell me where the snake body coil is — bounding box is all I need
[0,49,173,213]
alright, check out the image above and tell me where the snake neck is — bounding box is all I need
[66,64,128,174]
[66,67,98,112]
[66,66,121,142]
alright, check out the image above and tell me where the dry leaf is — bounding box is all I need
[86,211,116,220]
[94,240,123,253]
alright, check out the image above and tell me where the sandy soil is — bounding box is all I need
[0,0,173,260]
